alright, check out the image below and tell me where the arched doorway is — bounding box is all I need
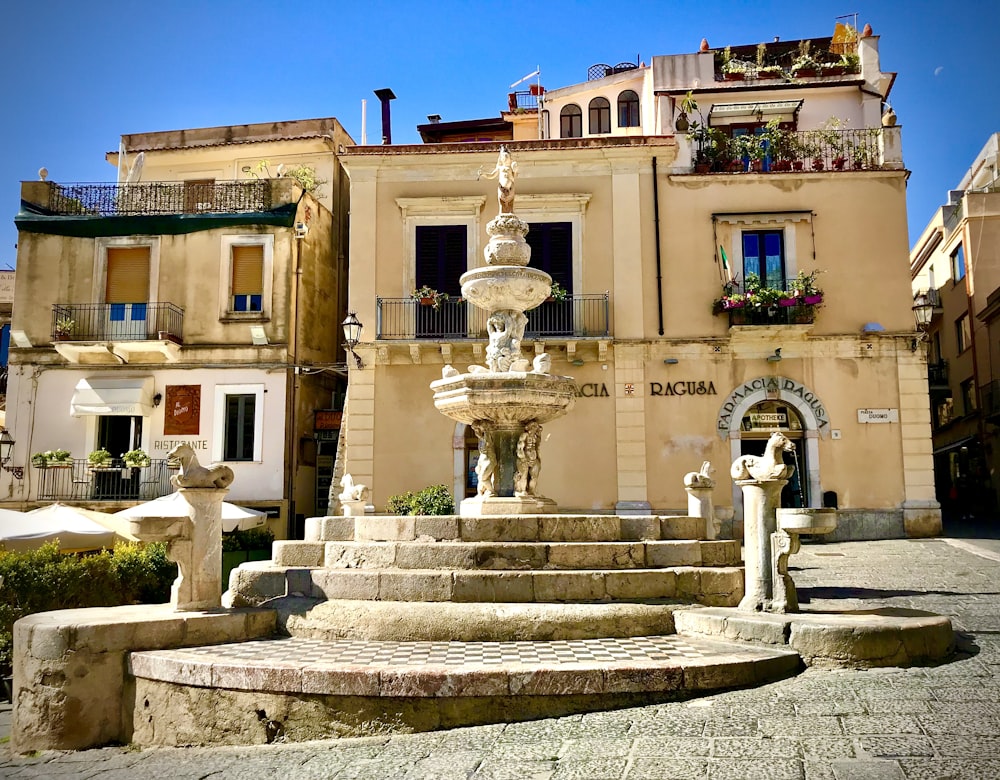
[451,422,481,503]
[716,375,830,517]
[738,400,807,507]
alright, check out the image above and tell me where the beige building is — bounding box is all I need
[339,27,940,539]
[4,118,353,536]
[910,133,1000,521]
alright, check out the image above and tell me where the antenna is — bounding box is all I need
[118,142,127,183]
[361,98,367,145]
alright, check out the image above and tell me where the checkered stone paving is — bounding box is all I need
[129,633,801,698]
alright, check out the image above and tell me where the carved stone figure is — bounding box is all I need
[168,443,234,489]
[338,473,369,502]
[531,353,552,374]
[442,364,460,378]
[514,422,543,497]
[478,145,518,214]
[485,310,527,372]
[473,423,497,497]
[730,432,795,482]
[683,461,715,489]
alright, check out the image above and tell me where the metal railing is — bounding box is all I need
[692,128,883,174]
[52,303,184,342]
[928,361,949,387]
[47,180,273,216]
[508,91,541,111]
[717,275,821,326]
[36,459,174,501]
[376,294,610,340]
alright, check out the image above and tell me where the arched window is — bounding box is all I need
[618,90,640,128]
[589,97,611,134]
[560,104,582,138]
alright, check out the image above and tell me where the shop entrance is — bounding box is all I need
[739,400,808,507]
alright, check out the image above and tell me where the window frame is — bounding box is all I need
[589,97,611,135]
[960,378,977,416]
[93,236,160,306]
[219,234,274,322]
[510,194,592,298]
[715,212,811,291]
[617,90,640,128]
[560,104,582,138]
[395,197,485,297]
[213,383,265,462]
[956,313,971,354]
[951,243,966,284]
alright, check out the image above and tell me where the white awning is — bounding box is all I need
[709,100,803,125]
[71,377,154,417]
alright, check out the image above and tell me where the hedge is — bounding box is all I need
[0,541,176,671]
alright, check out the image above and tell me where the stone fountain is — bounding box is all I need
[431,146,577,516]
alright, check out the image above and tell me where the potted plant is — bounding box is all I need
[87,447,114,469]
[411,285,449,310]
[790,269,824,304]
[54,317,75,341]
[31,449,73,468]
[122,448,151,468]
[547,281,569,302]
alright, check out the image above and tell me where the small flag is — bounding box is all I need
[720,245,732,281]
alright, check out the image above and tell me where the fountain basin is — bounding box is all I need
[431,371,576,426]
[460,266,552,314]
[776,507,838,535]
[129,515,192,543]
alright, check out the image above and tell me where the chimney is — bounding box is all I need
[373,88,397,145]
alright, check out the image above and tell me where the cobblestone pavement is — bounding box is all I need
[3,535,1000,779]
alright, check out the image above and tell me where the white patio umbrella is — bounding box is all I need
[114,492,267,533]
[27,503,140,544]
[0,504,119,552]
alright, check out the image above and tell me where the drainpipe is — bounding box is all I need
[652,157,664,335]
[373,88,396,145]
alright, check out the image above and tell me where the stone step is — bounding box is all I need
[227,563,744,608]
[306,513,708,544]
[127,633,800,744]
[277,598,687,642]
[273,539,740,570]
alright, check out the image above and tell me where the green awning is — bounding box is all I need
[15,201,298,238]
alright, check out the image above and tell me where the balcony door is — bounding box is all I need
[742,230,785,291]
[526,222,573,336]
[415,225,466,337]
[105,246,151,340]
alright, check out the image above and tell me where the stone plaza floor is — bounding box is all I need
[3,531,1000,779]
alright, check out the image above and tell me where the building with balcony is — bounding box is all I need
[337,25,940,539]
[911,133,1000,522]
[4,117,353,536]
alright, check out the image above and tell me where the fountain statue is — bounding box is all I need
[431,146,577,515]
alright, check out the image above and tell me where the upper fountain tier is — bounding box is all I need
[461,212,552,314]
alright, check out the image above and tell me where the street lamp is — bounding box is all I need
[342,312,364,369]
[0,430,24,480]
[911,293,934,351]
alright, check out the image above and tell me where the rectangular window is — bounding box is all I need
[231,245,264,312]
[951,244,966,283]
[961,379,977,416]
[106,247,150,304]
[742,230,785,290]
[414,225,467,338]
[526,222,574,337]
[224,394,256,461]
[956,313,971,353]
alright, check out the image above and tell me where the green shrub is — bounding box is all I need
[221,527,275,552]
[386,484,454,516]
[0,541,176,671]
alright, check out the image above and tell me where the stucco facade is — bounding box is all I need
[339,32,939,539]
[4,118,354,536]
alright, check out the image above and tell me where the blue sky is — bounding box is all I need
[2,0,996,266]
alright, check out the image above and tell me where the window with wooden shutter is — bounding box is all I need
[105,247,150,303]
[231,245,264,312]
[415,225,466,296]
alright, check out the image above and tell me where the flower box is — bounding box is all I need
[778,297,798,307]
[803,294,823,305]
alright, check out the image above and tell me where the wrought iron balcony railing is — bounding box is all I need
[376,294,610,340]
[928,361,949,388]
[52,303,184,342]
[46,180,273,216]
[690,128,884,174]
[715,276,822,326]
[35,459,174,502]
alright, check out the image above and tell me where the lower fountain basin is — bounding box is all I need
[431,371,576,426]
[776,507,838,535]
